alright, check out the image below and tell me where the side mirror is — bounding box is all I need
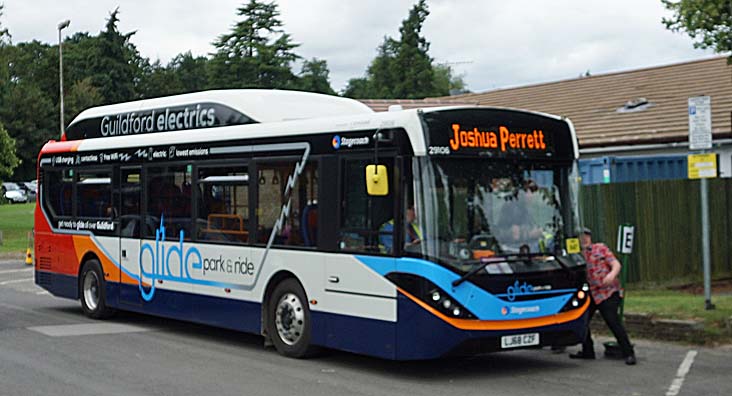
[365,164,389,196]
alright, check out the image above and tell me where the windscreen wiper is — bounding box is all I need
[452,256,524,287]
[451,252,571,288]
[516,251,573,271]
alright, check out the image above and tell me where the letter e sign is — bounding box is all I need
[616,225,635,254]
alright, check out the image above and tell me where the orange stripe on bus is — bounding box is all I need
[397,287,589,331]
[71,235,139,285]
[41,140,82,154]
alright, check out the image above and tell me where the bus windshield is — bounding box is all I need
[411,157,582,273]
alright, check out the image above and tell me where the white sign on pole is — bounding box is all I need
[616,225,634,254]
[688,96,712,150]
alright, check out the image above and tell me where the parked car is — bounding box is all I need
[1,182,28,204]
[18,181,37,202]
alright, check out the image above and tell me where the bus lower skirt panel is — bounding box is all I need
[394,293,589,360]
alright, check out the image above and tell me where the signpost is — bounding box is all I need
[688,95,715,310]
[605,224,634,358]
[616,224,634,320]
[687,153,718,179]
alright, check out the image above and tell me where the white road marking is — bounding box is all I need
[0,277,34,285]
[28,323,153,337]
[0,268,33,275]
[666,350,698,396]
[36,291,50,295]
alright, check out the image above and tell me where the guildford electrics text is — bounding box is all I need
[100,105,217,137]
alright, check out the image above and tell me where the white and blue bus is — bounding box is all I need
[35,89,589,360]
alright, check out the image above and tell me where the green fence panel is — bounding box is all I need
[580,178,732,283]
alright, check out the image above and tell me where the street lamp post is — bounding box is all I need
[58,19,70,138]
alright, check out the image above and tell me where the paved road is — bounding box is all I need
[1,259,730,396]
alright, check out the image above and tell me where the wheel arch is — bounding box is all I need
[260,270,305,335]
[77,251,101,299]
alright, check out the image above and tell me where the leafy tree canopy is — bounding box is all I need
[662,0,732,61]
[343,0,464,99]
[0,122,19,182]
[209,0,301,89]
[298,58,336,95]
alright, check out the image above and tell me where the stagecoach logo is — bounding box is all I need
[138,216,255,302]
[331,135,370,150]
[501,304,541,316]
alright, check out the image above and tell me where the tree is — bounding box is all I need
[0,3,11,106]
[433,64,469,96]
[662,0,732,61]
[86,8,144,104]
[138,59,182,98]
[342,77,375,98]
[343,0,452,99]
[0,82,55,180]
[367,38,400,98]
[4,40,57,98]
[297,58,335,95]
[65,77,104,122]
[0,4,9,45]
[0,122,19,182]
[390,0,435,98]
[209,0,300,89]
[169,51,210,93]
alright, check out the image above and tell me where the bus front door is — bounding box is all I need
[119,167,143,306]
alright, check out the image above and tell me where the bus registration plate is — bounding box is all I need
[501,333,539,349]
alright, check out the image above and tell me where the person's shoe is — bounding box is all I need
[625,355,637,365]
[569,351,596,360]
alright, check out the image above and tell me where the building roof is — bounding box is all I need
[359,98,479,113]
[444,56,732,148]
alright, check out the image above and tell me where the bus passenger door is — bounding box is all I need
[119,167,142,306]
[326,157,398,307]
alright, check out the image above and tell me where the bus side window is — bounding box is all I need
[42,168,73,221]
[196,165,249,244]
[76,170,112,219]
[145,165,192,240]
[255,160,318,248]
[337,159,394,254]
[120,169,141,238]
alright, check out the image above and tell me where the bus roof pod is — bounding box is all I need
[64,89,374,141]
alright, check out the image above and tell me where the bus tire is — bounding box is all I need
[266,278,318,358]
[79,259,115,319]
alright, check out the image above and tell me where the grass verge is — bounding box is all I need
[0,203,35,254]
[624,289,732,344]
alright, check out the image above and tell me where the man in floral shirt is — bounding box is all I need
[569,228,637,365]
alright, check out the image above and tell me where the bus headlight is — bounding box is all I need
[559,285,589,312]
[425,286,474,318]
[386,273,476,319]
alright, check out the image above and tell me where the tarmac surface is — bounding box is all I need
[1,259,730,396]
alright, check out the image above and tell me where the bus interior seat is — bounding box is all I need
[301,204,318,246]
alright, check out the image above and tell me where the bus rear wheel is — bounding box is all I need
[80,259,115,319]
[266,278,317,358]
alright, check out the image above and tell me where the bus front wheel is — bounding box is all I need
[266,278,317,358]
[79,259,115,319]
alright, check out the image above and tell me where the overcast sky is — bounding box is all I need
[2,0,718,94]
